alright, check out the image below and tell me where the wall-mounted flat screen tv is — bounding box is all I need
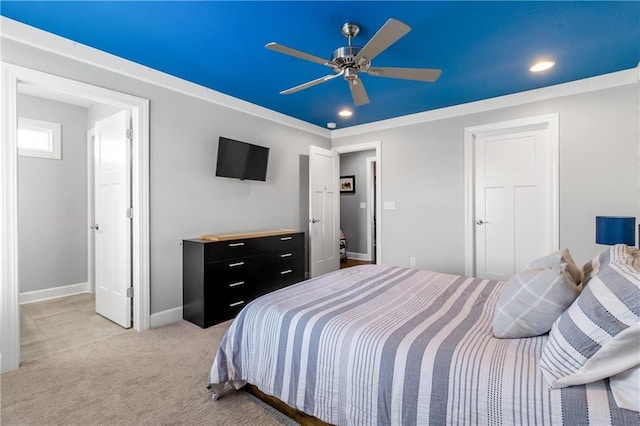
[215,136,269,181]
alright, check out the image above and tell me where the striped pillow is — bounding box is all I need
[540,245,640,388]
[581,243,639,285]
[581,252,603,284]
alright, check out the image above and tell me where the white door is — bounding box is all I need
[474,128,556,280]
[309,145,340,278]
[94,110,132,328]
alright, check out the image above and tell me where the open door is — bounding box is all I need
[309,145,339,278]
[94,110,132,328]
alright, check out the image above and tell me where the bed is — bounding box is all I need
[208,251,639,425]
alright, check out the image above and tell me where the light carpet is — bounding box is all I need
[1,319,298,426]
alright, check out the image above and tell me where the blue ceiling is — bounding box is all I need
[2,1,638,129]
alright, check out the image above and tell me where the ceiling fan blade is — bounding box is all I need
[280,72,343,95]
[354,18,411,64]
[348,77,370,106]
[265,42,331,66]
[367,67,442,82]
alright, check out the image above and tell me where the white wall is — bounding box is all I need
[87,103,122,127]
[333,83,639,271]
[17,93,88,292]
[2,37,331,315]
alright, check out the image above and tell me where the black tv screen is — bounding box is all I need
[215,137,269,181]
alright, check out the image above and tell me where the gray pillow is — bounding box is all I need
[526,248,582,285]
[492,266,580,338]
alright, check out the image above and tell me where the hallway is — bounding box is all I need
[20,293,128,364]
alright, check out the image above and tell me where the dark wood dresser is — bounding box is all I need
[182,230,305,328]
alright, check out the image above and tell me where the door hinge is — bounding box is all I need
[126,128,133,140]
[126,208,134,219]
[126,287,134,298]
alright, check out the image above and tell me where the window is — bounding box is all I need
[17,117,61,159]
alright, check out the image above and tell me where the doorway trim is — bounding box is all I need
[1,62,150,372]
[366,156,376,262]
[333,141,382,264]
[87,128,96,293]
[463,113,559,276]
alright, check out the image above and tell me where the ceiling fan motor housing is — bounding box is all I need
[332,46,371,74]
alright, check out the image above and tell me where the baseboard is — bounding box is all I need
[150,306,183,328]
[19,282,91,304]
[347,251,372,261]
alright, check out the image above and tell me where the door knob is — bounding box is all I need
[476,219,489,225]
[311,218,321,224]
[91,223,100,230]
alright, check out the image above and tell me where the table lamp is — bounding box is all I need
[595,216,636,246]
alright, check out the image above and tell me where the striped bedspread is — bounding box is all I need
[208,265,637,425]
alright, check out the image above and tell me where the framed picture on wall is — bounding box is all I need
[340,175,355,194]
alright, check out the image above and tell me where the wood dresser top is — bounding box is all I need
[199,229,298,242]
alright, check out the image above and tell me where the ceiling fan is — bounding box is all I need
[265,18,441,106]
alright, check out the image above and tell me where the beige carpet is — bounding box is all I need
[1,320,298,426]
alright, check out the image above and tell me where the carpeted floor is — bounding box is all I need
[1,319,298,425]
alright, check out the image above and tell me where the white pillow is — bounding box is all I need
[526,248,582,285]
[540,246,640,388]
[610,364,640,412]
[493,266,580,338]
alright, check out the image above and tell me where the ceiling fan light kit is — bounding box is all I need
[265,18,442,107]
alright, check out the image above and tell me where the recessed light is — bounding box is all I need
[327,122,337,129]
[338,109,353,118]
[529,60,555,73]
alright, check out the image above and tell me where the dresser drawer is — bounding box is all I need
[254,259,304,297]
[209,276,249,296]
[206,293,248,324]
[271,256,303,278]
[218,299,247,319]
[203,239,260,263]
[255,233,304,253]
[258,268,304,296]
[268,248,303,265]
[208,255,259,278]
[219,277,251,298]
[274,267,304,287]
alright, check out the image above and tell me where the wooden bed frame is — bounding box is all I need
[241,384,331,426]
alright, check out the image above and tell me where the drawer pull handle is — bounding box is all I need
[228,261,245,268]
[280,237,292,241]
[280,253,292,258]
[228,242,245,247]
[280,269,293,275]
[229,281,244,288]
[229,301,245,308]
